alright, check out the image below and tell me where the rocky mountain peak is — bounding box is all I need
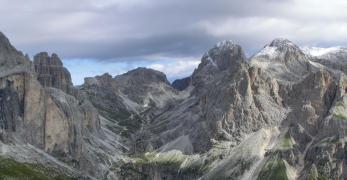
[88,73,113,87]
[0,32,13,49]
[201,40,246,71]
[303,46,347,74]
[0,32,29,68]
[33,52,73,94]
[268,38,298,49]
[251,38,310,82]
[302,46,347,59]
[253,38,303,59]
[98,72,113,80]
[51,53,63,65]
[34,52,63,66]
[214,40,237,50]
[116,67,170,85]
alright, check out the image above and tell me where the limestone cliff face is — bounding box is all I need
[145,41,287,153]
[0,32,121,179]
[33,52,73,94]
[0,59,94,161]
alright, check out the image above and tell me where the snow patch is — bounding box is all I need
[250,60,272,69]
[302,46,343,57]
[254,46,279,58]
[215,40,236,49]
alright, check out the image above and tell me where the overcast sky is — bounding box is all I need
[1,0,347,84]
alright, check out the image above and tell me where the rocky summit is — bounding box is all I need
[33,52,74,94]
[1,32,347,180]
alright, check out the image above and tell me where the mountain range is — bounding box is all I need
[1,32,347,180]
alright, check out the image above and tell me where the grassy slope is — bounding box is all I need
[0,156,76,180]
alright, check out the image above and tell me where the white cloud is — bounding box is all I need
[63,56,201,85]
[145,55,200,81]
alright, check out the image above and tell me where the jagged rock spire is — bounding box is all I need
[201,40,246,71]
[0,32,12,49]
[33,52,73,94]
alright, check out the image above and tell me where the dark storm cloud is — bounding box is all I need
[0,0,295,59]
[22,29,221,60]
[1,0,347,61]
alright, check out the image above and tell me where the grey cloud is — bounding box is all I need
[21,29,220,60]
[1,0,347,62]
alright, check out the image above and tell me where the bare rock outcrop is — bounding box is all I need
[33,52,73,94]
[148,40,287,152]
[81,68,184,154]
[0,32,30,69]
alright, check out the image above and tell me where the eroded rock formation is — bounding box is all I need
[33,52,73,94]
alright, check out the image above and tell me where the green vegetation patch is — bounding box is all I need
[132,151,186,168]
[332,112,347,121]
[280,132,293,150]
[180,162,210,176]
[257,153,288,180]
[119,151,195,179]
[0,156,75,180]
[334,100,345,108]
[332,99,347,121]
[317,136,340,146]
[118,151,214,179]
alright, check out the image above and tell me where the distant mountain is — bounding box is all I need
[1,32,347,179]
[303,46,347,74]
[251,38,311,83]
[172,76,191,91]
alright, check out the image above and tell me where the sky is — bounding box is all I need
[1,0,347,84]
